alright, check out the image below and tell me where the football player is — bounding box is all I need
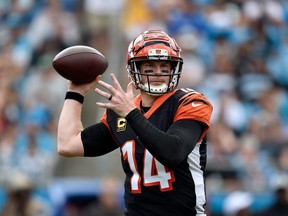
[57,30,213,216]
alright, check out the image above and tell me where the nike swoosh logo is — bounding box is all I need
[192,102,202,107]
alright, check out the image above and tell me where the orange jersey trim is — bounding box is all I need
[100,111,108,128]
[174,91,213,140]
[134,90,177,119]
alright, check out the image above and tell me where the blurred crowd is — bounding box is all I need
[0,0,288,215]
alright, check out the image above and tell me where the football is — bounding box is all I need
[52,45,108,83]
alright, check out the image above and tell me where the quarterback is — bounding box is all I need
[57,30,213,216]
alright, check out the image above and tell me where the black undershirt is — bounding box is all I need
[140,104,150,113]
[82,108,204,167]
[126,108,203,167]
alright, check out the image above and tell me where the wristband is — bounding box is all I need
[65,91,84,104]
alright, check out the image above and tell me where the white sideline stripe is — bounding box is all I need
[188,143,206,215]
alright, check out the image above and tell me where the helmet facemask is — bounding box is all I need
[126,30,183,95]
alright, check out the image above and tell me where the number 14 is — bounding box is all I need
[121,140,175,194]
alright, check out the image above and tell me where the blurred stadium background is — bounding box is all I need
[0,0,288,215]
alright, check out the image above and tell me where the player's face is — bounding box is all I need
[139,61,172,86]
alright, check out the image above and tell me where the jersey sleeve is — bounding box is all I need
[82,110,118,156]
[174,91,213,139]
[81,122,118,156]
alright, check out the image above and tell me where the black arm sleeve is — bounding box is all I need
[126,108,204,167]
[81,122,118,157]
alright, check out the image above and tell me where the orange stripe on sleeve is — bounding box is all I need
[174,93,213,128]
[100,111,109,128]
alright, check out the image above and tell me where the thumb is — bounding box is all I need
[126,81,134,95]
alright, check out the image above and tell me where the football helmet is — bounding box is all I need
[127,30,183,95]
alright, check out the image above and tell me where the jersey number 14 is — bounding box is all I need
[122,140,175,194]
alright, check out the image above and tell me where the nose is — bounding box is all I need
[154,66,162,75]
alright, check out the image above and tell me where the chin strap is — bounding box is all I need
[142,83,168,95]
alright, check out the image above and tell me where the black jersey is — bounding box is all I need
[100,88,213,216]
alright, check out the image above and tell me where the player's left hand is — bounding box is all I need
[95,73,136,117]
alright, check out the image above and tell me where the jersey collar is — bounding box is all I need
[134,89,177,118]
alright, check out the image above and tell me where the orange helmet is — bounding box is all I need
[126,30,183,95]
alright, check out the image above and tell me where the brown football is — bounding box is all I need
[52,45,108,83]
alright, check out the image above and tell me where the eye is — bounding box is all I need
[160,64,171,73]
[144,69,154,74]
[161,69,169,74]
